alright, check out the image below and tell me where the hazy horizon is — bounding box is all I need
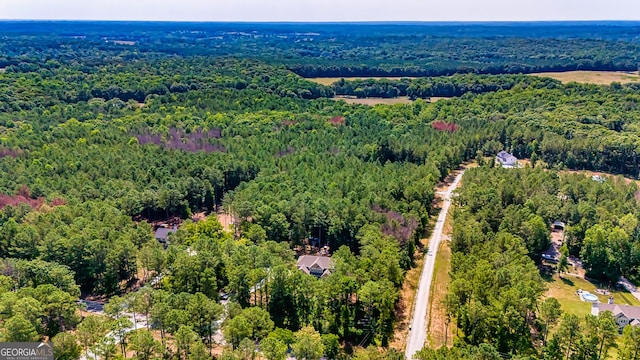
[1,0,639,22]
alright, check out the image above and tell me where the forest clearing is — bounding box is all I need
[307,77,415,86]
[312,71,640,88]
[531,70,640,85]
[333,96,414,105]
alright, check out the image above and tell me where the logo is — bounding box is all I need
[0,343,53,360]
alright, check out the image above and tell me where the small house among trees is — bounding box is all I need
[496,151,518,168]
[296,255,333,278]
[154,226,177,243]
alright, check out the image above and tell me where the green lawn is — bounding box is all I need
[544,272,640,317]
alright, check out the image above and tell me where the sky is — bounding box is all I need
[1,0,639,22]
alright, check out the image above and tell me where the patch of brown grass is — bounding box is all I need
[531,71,640,85]
[0,186,65,210]
[306,77,417,86]
[427,241,455,349]
[333,96,413,106]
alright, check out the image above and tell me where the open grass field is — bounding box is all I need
[333,96,414,106]
[531,71,640,85]
[561,168,640,186]
[544,272,640,317]
[307,77,417,86]
[427,240,455,349]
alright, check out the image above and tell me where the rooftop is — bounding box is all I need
[297,255,333,278]
[593,303,640,320]
[496,151,518,166]
[155,227,177,241]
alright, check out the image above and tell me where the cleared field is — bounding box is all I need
[333,96,413,106]
[544,272,640,317]
[307,77,416,86]
[531,71,640,85]
[109,40,136,45]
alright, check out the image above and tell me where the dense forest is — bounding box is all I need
[1,21,640,77]
[2,21,640,360]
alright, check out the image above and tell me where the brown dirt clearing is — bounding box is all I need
[216,211,235,233]
[531,71,640,85]
[333,96,414,106]
[307,77,417,86]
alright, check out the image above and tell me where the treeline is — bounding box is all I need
[2,22,640,79]
[453,166,640,282]
[0,58,333,111]
[331,74,561,99]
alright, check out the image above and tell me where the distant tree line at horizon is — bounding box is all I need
[1,21,640,78]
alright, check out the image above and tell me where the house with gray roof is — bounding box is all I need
[496,151,518,168]
[155,226,177,243]
[297,255,333,278]
[592,302,640,331]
